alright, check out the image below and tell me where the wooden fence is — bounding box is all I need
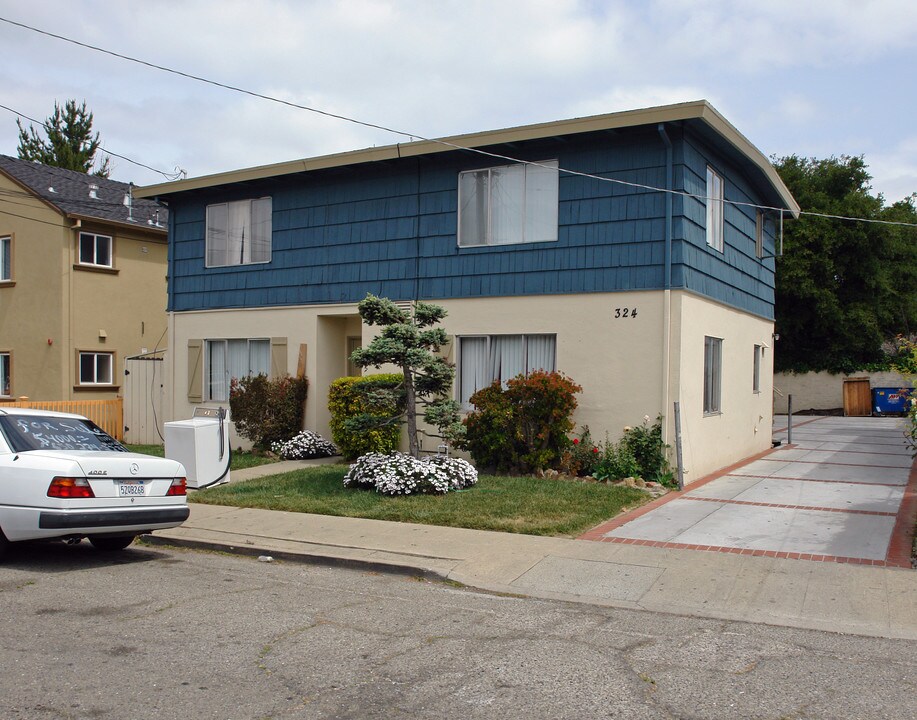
[0,398,124,441]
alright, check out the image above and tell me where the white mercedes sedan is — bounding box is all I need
[0,407,189,557]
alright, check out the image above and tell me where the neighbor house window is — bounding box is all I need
[704,336,722,414]
[755,210,764,259]
[1,235,11,281]
[206,197,272,267]
[79,351,114,385]
[79,232,112,268]
[458,334,556,407]
[0,352,10,397]
[753,344,762,393]
[206,338,271,402]
[706,166,724,252]
[458,161,559,247]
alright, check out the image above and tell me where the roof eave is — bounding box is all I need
[134,99,799,217]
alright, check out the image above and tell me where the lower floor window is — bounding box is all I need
[458,334,556,407]
[79,351,114,385]
[704,336,722,414]
[207,338,271,401]
[0,352,9,396]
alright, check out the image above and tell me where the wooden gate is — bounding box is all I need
[843,377,872,417]
[123,350,167,444]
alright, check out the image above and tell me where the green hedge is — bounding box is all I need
[328,374,404,460]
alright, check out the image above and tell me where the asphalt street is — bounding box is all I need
[1,541,915,720]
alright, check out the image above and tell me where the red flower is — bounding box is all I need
[573,438,579,445]
[592,447,599,453]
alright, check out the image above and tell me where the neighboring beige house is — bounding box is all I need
[0,155,168,403]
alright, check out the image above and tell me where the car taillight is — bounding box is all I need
[167,477,187,496]
[48,477,95,499]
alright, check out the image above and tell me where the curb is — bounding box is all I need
[140,533,453,583]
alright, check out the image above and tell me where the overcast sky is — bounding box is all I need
[0,0,915,203]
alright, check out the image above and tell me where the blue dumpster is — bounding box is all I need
[872,387,913,415]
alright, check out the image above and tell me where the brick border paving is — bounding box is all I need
[579,419,917,569]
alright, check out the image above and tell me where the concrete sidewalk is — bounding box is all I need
[150,419,917,641]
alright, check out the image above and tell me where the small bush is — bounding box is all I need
[271,430,337,460]
[623,415,671,484]
[229,374,308,451]
[343,452,477,496]
[562,426,600,477]
[460,370,581,474]
[328,374,405,460]
[593,436,640,482]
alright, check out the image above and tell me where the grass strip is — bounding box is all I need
[189,464,649,537]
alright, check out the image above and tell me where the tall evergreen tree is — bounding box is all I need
[16,99,111,177]
[774,155,917,373]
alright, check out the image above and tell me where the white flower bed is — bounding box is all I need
[344,452,478,496]
[271,430,337,460]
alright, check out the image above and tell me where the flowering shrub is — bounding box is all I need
[460,370,581,474]
[271,430,337,460]
[562,426,600,476]
[344,452,478,496]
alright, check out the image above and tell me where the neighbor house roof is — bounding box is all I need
[134,100,799,217]
[0,154,167,231]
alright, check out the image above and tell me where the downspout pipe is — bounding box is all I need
[657,123,674,457]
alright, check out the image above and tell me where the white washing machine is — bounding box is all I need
[164,407,231,489]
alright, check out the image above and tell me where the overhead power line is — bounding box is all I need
[1,15,915,229]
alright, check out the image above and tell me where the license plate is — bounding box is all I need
[118,481,145,497]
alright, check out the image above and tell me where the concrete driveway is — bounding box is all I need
[585,416,916,567]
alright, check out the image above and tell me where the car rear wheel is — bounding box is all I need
[88,535,135,552]
[0,529,8,559]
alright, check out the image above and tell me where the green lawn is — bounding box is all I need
[189,464,649,537]
[125,444,278,471]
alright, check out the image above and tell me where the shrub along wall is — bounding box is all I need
[328,374,404,460]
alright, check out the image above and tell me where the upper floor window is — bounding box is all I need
[458,334,556,407]
[79,232,112,268]
[79,351,114,385]
[0,352,10,397]
[755,210,764,259]
[458,161,559,247]
[206,198,272,267]
[206,338,271,402]
[705,166,724,252]
[0,236,10,281]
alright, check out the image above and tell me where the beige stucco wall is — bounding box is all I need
[0,175,67,400]
[670,292,775,483]
[773,370,913,413]
[0,171,168,402]
[69,220,168,400]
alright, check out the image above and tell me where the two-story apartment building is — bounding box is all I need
[0,155,168,403]
[136,101,798,481]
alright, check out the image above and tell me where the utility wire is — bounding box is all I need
[2,15,916,229]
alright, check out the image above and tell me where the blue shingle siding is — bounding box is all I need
[166,126,777,318]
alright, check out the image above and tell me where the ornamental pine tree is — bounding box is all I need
[350,294,463,457]
[16,99,111,177]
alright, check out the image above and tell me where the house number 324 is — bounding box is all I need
[614,307,638,318]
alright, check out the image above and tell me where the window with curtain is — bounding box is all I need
[704,336,722,414]
[705,166,724,252]
[458,334,556,406]
[206,338,271,401]
[206,197,272,267]
[458,161,559,246]
[1,236,11,281]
